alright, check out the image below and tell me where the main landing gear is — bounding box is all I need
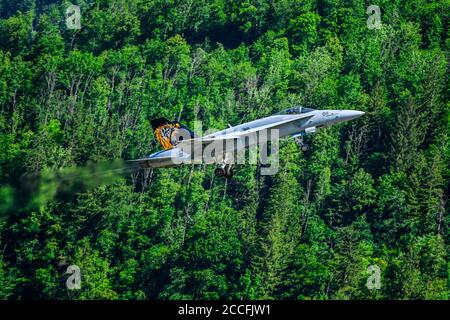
[294,135,310,152]
[214,164,234,179]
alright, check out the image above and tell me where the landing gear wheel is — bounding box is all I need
[301,144,310,152]
[224,168,234,179]
[214,167,225,177]
[295,136,309,152]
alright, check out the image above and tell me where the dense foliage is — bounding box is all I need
[0,0,449,300]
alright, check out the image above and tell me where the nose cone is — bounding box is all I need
[340,110,365,122]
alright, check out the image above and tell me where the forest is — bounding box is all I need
[0,0,449,300]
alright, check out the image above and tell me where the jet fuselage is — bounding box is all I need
[141,108,365,168]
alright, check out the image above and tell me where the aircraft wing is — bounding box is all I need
[127,157,171,168]
[127,149,188,168]
[176,114,313,147]
[175,135,241,148]
[231,114,313,137]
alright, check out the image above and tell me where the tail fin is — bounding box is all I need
[150,117,196,150]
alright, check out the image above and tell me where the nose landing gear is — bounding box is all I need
[294,135,310,152]
[214,164,234,179]
[300,143,310,152]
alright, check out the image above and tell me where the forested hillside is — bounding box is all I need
[0,0,449,300]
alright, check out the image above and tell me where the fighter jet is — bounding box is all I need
[130,107,364,178]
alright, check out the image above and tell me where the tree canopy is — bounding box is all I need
[0,0,448,300]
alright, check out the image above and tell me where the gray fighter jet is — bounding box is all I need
[131,107,364,178]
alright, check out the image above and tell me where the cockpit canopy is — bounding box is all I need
[275,106,315,115]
